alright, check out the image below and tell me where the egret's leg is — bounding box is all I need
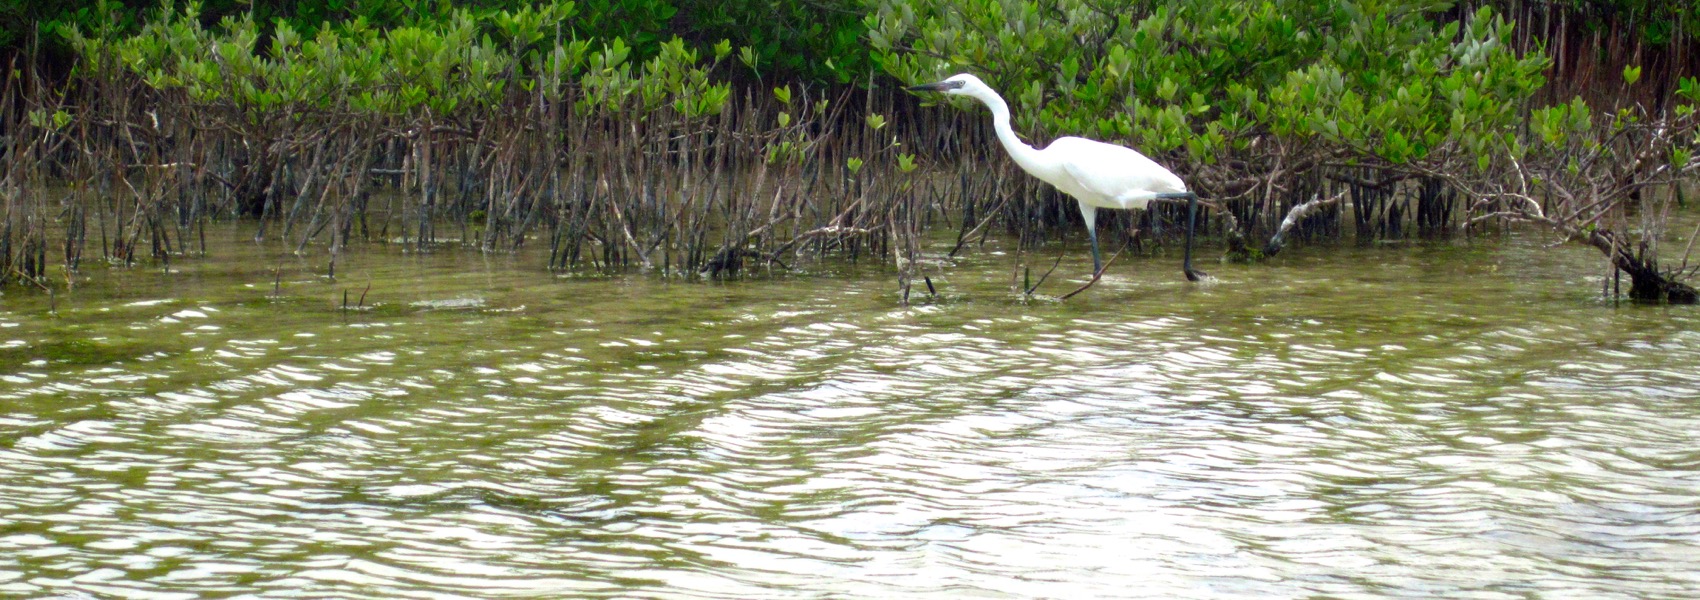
[1183,192,1203,281]
[1155,192,1207,281]
[1078,202,1102,274]
[1089,228,1103,275]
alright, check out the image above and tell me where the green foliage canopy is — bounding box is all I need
[867,0,1552,170]
[11,0,870,84]
[63,1,734,119]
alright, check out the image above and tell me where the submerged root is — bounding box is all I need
[701,246,788,278]
[1585,228,1699,304]
[1620,258,1699,304]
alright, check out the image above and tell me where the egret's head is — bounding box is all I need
[906,73,984,97]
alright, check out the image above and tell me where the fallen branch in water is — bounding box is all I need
[1060,239,1131,300]
[1263,189,1348,257]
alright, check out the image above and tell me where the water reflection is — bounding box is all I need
[2,232,1698,598]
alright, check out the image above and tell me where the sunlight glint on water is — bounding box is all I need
[2,227,1699,598]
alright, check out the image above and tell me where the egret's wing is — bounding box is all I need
[1051,137,1185,209]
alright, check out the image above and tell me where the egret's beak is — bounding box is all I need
[906,80,964,92]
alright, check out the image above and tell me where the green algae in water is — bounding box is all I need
[1,226,1699,598]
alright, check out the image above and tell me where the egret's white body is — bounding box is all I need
[1034,137,1187,212]
[910,73,1203,280]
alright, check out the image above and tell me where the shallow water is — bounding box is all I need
[3,227,1699,598]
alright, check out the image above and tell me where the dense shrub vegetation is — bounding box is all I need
[6,1,1696,85]
[865,0,1700,299]
[4,0,870,83]
[2,0,1699,302]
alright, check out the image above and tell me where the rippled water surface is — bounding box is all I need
[3,229,1699,598]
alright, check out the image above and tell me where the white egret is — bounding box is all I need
[909,73,1206,282]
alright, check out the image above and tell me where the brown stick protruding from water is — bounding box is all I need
[1060,239,1131,301]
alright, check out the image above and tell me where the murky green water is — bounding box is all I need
[3,226,1699,598]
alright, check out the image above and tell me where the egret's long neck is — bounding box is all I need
[972,88,1042,172]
